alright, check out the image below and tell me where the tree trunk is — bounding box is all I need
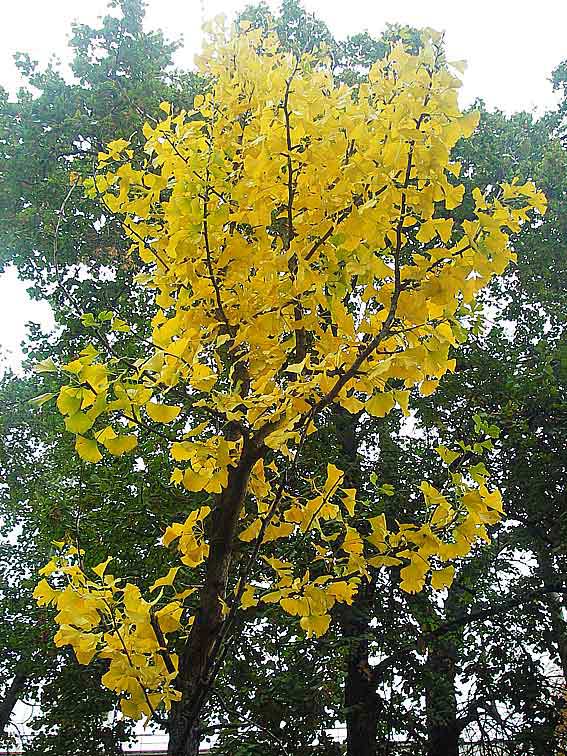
[536,550,567,681]
[0,669,27,737]
[410,583,464,756]
[332,406,381,756]
[424,636,459,756]
[167,440,262,756]
[340,582,380,756]
[167,701,201,756]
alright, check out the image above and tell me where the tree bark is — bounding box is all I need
[167,439,263,756]
[424,635,460,756]
[0,669,27,737]
[410,583,464,756]
[167,703,201,756]
[332,406,381,756]
[340,581,380,756]
[536,550,567,681]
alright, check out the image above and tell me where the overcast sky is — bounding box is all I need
[1,0,567,371]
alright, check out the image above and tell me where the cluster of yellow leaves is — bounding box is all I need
[70,23,545,474]
[35,21,546,719]
[236,445,506,636]
[33,549,187,720]
[260,568,358,638]
[162,506,211,566]
[35,436,506,716]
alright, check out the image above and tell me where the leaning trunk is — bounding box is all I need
[0,669,27,737]
[167,441,261,756]
[537,550,567,681]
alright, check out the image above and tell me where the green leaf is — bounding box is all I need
[435,445,460,466]
[29,392,56,408]
[378,483,395,497]
[34,357,58,374]
[81,313,97,327]
[111,318,131,332]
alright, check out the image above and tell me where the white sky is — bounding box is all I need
[1,0,567,371]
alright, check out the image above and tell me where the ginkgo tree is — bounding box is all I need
[33,20,545,756]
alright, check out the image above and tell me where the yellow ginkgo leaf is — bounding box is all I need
[175,588,197,600]
[75,436,102,464]
[57,386,82,416]
[149,567,180,592]
[162,522,183,547]
[170,468,183,485]
[33,579,58,607]
[65,412,94,434]
[368,555,403,568]
[156,601,183,633]
[326,581,357,605]
[263,521,294,543]
[81,364,108,394]
[300,613,331,638]
[431,565,455,590]
[239,519,262,543]
[92,557,113,578]
[435,445,460,466]
[459,109,480,138]
[34,357,58,373]
[394,390,410,417]
[341,488,356,517]
[482,487,505,513]
[419,379,439,397]
[146,402,181,424]
[365,392,395,418]
[322,463,344,496]
[399,553,430,594]
[29,392,56,409]
[240,584,258,609]
[104,434,137,456]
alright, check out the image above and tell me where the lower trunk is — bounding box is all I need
[167,700,201,756]
[344,646,379,756]
[332,406,380,755]
[425,638,459,756]
[167,441,261,756]
[341,582,380,756]
[0,669,27,736]
[546,591,567,681]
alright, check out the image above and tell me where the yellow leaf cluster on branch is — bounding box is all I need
[34,549,182,720]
